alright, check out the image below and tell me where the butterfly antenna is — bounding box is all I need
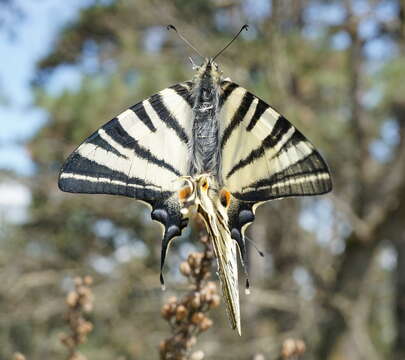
[245,235,265,257]
[212,24,249,61]
[167,25,204,58]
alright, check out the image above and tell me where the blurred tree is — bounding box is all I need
[0,0,23,103]
[2,0,405,359]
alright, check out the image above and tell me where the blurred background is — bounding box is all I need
[1,0,405,359]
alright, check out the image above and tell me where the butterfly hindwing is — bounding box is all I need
[219,81,332,202]
[227,197,257,265]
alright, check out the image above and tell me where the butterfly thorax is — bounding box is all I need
[189,59,222,180]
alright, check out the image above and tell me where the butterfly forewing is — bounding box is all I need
[59,82,195,274]
[59,82,194,203]
[219,81,332,202]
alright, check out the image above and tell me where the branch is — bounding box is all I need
[159,231,219,360]
[60,276,94,360]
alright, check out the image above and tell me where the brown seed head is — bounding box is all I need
[191,312,205,325]
[176,305,189,321]
[161,303,173,320]
[206,281,216,293]
[199,318,213,332]
[205,250,214,259]
[71,353,87,360]
[296,339,306,355]
[78,320,93,335]
[60,333,75,348]
[83,302,93,313]
[83,275,93,286]
[13,353,26,360]
[205,289,214,301]
[190,350,205,360]
[282,338,295,358]
[188,253,203,270]
[77,285,89,297]
[159,340,167,353]
[281,338,305,358]
[180,261,192,276]
[190,292,201,309]
[66,291,79,307]
[167,296,177,305]
[209,294,220,308]
[187,336,197,349]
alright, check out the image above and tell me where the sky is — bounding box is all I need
[0,0,92,175]
[0,1,92,224]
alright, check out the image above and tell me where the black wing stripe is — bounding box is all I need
[60,153,156,189]
[248,152,329,189]
[130,103,157,132]
[221,91,255,150]
[170,83,194,107]
[104,118,182,176]
[287,128,307,145]
[59,153,171,201]
[226,115,293,179]
[61,153,129,182]
[59,173,171,201]
[86,130,127,159]
[149,94,189,144]
[219,81,239,108]
[246,99,268,131]
[234,171,331,201]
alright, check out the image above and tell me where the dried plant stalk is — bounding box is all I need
[159,231,220,360]
[60,276,94,360]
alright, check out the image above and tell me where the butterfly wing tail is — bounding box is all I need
[212,226,241,335]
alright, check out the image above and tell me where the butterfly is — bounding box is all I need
[58,25,332,335]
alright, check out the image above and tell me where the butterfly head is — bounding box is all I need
[168,24,248,82]
[193,58,222,83]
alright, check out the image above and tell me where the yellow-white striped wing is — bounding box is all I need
[219,81,332,202]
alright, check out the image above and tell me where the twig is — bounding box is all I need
[60,276,94,360]
[159,231,219,360]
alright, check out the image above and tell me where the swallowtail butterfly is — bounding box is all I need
[58,25,332,335]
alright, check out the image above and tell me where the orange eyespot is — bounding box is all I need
[220,189,231,208]
[179,186,192,201]
[201,180,209,191]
